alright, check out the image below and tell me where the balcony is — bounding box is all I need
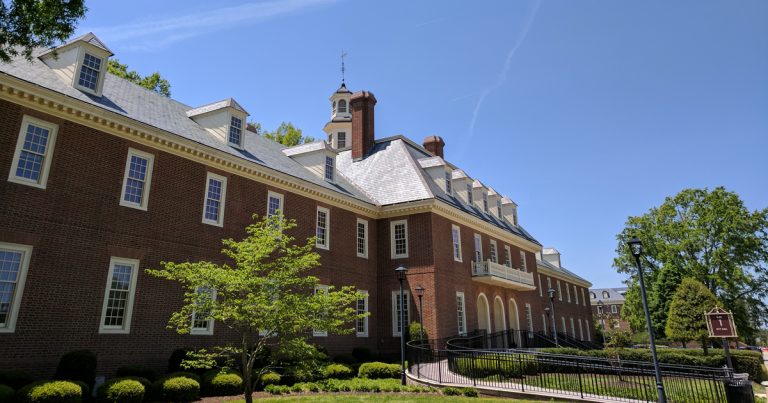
[471,260,536,291]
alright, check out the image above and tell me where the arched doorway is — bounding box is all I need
[508,298,521,347]
[493,296,506,332]
[476,293,491,334]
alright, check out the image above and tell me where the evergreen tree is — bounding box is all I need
[665,278,720,353]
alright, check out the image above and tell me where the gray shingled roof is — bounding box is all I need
[537,258,592,285]
[0,48,372,204]
[40,32,114,56]
[186,98,249,117]
[282,140,336,156]
[589,287,627,304]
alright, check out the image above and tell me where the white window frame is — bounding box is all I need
[524,303,533,338]
[570,317,576,337]
[267,190,284,218]
[0,242,33,333]
[324,155,335,182]
[445,171,452,195]
[337,132,347,148]
[390,220,408,259]
[557,280,563,301]
[566,283,571,303]
[611,304,618,314]
[99,257,140,334]
[8,116,59,189]
[391,290,410,337]
[547,277,552,290]
[466,183,473,204]
[473,234,483,262]
[582,288,587,306]
[75,52,104,95]
[504,245,512,267]
[542,314,548,335]
[190,288,216,336]
[315,206,330,250]
[356,218,368,258]
[519,251,527,272]
[482,192,488,212]
[313,284,329,337]
[119,148,155,211]
[561,317,566,336]
[451,225,462,262]
[201,172,227,227]
[228,114,243,148]
[574,285,579,305]
[356,290,369,337]
[578,319,584,340]
[489,240,498,263]
[456,291,467,336]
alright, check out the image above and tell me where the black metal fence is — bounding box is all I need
[408,340,742,402]
[443,328,601,351]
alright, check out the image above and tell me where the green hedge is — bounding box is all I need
[201,369,242,396]
[155,376,199,402]
[0,370,36,390]
[357,362,401,379]
[323,364,353,379]
[0,385,14,403]
[451,353,537,379]
[257,371,281,389]
[96,378,145,403]
[55,350,97,389]
[265,378,436,394]
[18,380,83,403]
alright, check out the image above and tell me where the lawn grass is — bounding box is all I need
[225,395,537,402]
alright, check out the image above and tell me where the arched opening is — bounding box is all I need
[476,293,491,335]
[493,296,506,333]
[508,298,521,347]
[338,99,347,113]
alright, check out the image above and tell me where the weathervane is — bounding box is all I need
[341,50,347,84]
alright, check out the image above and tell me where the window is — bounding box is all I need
[77,53,102,92]
[8,116,59,189]
[538,275,543,297]
[570,317,576,337]
[456,292,467,336]
[337,132,346,148]
[267,191,284,218]
[504,246,512,267]
[202,172,227,226]
[315,207,330,250]
[611,305,618,314]
[313,285,329,337]
[561,317,566,336]
[356,291,368,337]
[0,242,32,333]
[519,251,527,272]
[324,156,334,181]
[99,257,140,334]
[597,305,604,315]
[613,320,620,329]
[547,277,552,290]
[557,281,562,301]
[391,290,410,336]
[119,148,154,210]
[473,234,482,262]
[356,218,368,258]
[542,314,548,335]
[228,116,243,147]
[573,285,579,305]
[467,183,473,204]
[582,289,587,306]
[602,291,610,299]
[191,287,216,335]
[451,225,462,262]
[566,283,571,302]
[578,319,584,340]
[445,171,452,195]
[496,199,502,217]
[586,323,591,341]
[390,220,408,258]
[338,99,347,113]
[482,193,488,212]
[524,303,533,338]
[489,240,498,263]
[590,292,596,299]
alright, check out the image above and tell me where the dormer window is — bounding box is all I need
[467,183,473,204]
[77,53,103,92]
[602,291,610,299]
[496,200,502,217]
[338,99,347,113]
[228,116,243,147]
[324,155,334,181]
[338,132,346,148]
[482,193,489,213]
[445,172,452,195]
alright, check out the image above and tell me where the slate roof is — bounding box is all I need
[40,32,113,56]
[589,287,627,304]
[0,48,372,204]
[537,258,592,285]
[186,98,248,117]
[282,140,336,156]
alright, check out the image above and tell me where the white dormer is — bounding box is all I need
[187,98,249,149]
[501,196,519,226]
[282,141,338,183]
[323,83,353,150]
[472,180,489,213]
[418,157,453,195]
[452,170,472,205]
[39,32,113,97]
[487,188,501,218]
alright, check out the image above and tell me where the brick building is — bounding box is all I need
[0,33,593,376]
[589,287,631,332]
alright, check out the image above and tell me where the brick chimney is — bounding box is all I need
[423,135,445,158]
[350,91,377,161]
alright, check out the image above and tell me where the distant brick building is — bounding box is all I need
[589,287,631,332]
[0,33,593,377]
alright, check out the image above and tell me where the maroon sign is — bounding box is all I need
[706,308,737,338]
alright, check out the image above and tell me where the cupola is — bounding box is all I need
[39,32,113,97]
[323,83,353,150]
[186,98,249,149]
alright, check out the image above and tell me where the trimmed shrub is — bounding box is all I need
[358,362,401,379]
[0,385,14,403]
[156,377,199,402]
[115,365,156,382]
[18,380,83,403]
[201,369,242,396]
[96,378,145,403]
[442,386,462,396]
[323,364,353,379]
[258,371,280,389]
[55,350,97,388]
[351,347,374,363]
[409,321,429,342]
[264,384,290,395]
[0,369,36,390]
[159,372,201,384]
[462,387,479,397]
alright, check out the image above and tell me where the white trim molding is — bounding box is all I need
[8,115,59,189]
[119,148,155,211]
[202,172,227,227]
[99,257,140,334]
[0,242,33,333]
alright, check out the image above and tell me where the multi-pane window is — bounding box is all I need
[574,285,579,305]
[473,234,482,262]
[356,291,368,337]
[120,148,154,210]
[482,193,488,212]
[337,132,346,148]
[338,99,347,113]
[538,275,543,297]
[324,156,334,181]
[611,305,618,314]
[496,199,502,217]
[561,317,567,336]
[597,305,604,315]
[467,183,473,204]
[191,287,215,335]
[570,317,576,337]
[578,319,584,340]
[9,116,58,189]
[0,243,32,333]
[77,53,102,91]
[451,225,462,262]
[445,171,452,195]
[456,292,467,336]
[392,290,410,336]
[557,281,563,301]
[524,303,533,338]
[582,288,587,306]
[315,207,330,249]
[100,257,139,334]
[356,219,368,258]
[504,246,512,267]
[202,173,227,226]
[586,323,591,341]
[489,240,498,263]
[391,220,408,258]
[547,277,552,291]
[566,283,571,302]
[313,285,329,337]
[267,191,284,218]
[542,314,548,335]
[519,251,527,272]
[228,116,243,147]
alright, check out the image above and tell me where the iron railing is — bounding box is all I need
[408,340,741,402]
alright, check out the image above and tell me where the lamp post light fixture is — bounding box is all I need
[628,236,667,403]
[395,264,409,386]
[597,300,605,346]
[547,287,559,347]
[415,285,425,343]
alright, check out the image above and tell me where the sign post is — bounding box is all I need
[705,307,738,373]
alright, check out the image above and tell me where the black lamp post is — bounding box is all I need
[415,285,425,343]
[548,288,559,347]
[597,300,605,346]
[544,307,551,335]
[395,264,409,386]
[628,236,667,403]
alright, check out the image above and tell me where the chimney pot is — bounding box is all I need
[350,91,377,160]
[423,135,445,158]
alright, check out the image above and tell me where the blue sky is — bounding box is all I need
[78,1,768,288]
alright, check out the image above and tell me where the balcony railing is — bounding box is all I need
[471,260,536,290]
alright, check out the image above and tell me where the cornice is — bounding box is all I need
[537,264,592,288]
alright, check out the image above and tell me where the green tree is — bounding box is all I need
[613,187,768,340]
[0,0,87,62]
[108,59,171,97]
[147,214,365,403]
[261,122,314,146]
[665,278,720,353]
